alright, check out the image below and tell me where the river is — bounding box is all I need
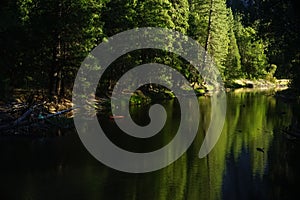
[1,89,299,200]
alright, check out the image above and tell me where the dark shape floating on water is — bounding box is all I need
[256,147,264,153]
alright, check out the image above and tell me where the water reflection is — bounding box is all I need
[0,90,299,199]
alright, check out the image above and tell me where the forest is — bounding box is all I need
[0,0,299,102]
[1,1,300,198]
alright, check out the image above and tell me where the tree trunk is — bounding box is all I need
[49,38,58,97]
[201,0,213,85]
[204,0,213,57]
[49,1,63,99]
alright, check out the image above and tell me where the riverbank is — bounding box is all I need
[225,78,290,90]
[0,78,297,136]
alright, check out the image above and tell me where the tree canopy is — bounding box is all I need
[0,0,299,100]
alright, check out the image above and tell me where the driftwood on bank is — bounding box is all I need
[12,102,46,126]
[13,108,33,126]
[44,107,76,119]
[0,102,77,134]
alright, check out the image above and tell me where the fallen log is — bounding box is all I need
[13,102,46,126]
[44,107,77,119]
[0,107,77,133]
[13,108,33,126]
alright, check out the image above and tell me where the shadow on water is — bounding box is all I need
[0,89,299,199]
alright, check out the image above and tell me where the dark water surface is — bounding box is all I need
[1,90,300,200]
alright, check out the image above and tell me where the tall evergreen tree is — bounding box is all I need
[102,0,137,37]
[224,8,241,79]
[169,0,190,34]
[135,0,175,29]
[188,0,230,75]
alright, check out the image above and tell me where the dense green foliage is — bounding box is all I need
[0,0,299,100]
[233,17,268,79]
[228,0,300,86]
[224,9,241,79]
[0,0,104,99]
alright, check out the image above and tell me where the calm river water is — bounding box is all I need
[1,90,300,200]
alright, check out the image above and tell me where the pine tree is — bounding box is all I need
[135,0,175,29]
[224,8,241,79]
[169,0,190,34]
[188,0,230,75]
[102,0,137,36]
